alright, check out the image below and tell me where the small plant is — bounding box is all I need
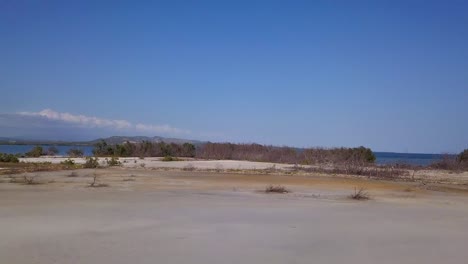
[349,187,370,200]
[88,173,108,187]
[106,157,121,166]
[60,158,76,166]
[84,157,99,168]
[162,156,180,162]
[68,171,78,177]
[265,185,289,193]
[23,175,40,185]
[25,146,43,157]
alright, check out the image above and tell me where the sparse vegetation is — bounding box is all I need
[88,173,108,187]
[0,153,19,163]
[60,158,76,166]
[25,146,44,157]
[22,175,40,185]
[349,187,370,200]
[84,157,100,168]
[265,185,289,193]
[430,150,468,172]
[106,157,121,166]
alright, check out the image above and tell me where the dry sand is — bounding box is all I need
[1,163,468,264]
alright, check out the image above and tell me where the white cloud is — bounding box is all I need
[17,109,188,135]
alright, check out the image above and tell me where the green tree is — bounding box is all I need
[26,146,43,157]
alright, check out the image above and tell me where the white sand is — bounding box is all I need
[19,156,294,170]
[1,168,468,264]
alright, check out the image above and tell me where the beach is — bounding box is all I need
[1,162,468,264]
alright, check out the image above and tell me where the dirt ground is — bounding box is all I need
[1,164,468,264]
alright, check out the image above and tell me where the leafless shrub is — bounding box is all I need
[265,185,290,193]
[430,154,466,172]
[88,173,108,187]
[23,175,40,185]
[349,187,370,200]
[300,164,408,180]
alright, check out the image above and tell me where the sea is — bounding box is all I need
[0,144,447,166]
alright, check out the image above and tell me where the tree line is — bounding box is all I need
[91,140,376,165]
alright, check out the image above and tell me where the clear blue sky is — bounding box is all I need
[1,0,467,153]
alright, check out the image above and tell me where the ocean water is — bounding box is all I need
[373,152,446,166]
[0,144,446,166]
[0,145,94,156]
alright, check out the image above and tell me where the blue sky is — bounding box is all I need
[1,0,467,153]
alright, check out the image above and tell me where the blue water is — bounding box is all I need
[373,152,446,166]
[0,144,446,166]
[0,145,94,156]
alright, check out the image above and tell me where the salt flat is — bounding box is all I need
[1,168,468,264]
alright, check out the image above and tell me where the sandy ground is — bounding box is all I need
[20,156,294,170]
[2,165,468,263]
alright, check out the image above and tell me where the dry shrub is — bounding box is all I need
[88,173,108,187]
[349,187,370,200]
[265,185,289,193]
[22,175,41,185]
[301,164,408,180]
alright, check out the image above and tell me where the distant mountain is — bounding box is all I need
[89,136,205,145]
[0,136,205,146]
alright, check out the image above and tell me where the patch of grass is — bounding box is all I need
[0,162,80,175]
[349,187,370,200]
[265,185,290,193]
[162,156,181,162]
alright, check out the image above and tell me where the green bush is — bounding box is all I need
[162,156,180,162]
[25,146,43,157]
[106,157,121,166]
[0,153,19,163]
[60,158,76,166]
[84,157,99,168]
